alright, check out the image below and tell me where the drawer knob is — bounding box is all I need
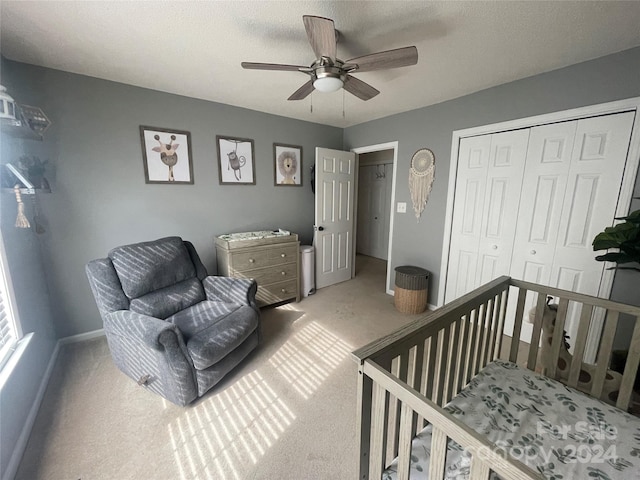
[280,253,286,258]
[249,258,255,263]
[281,271,286,276]
[281,288,287,293]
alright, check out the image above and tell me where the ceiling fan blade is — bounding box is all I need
[343,75,380,101]
[303,15,337,59]
[288,80,315,101]
[241,62,306,72]
[346,46,418,73]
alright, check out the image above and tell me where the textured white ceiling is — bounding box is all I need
[2,1,640,128]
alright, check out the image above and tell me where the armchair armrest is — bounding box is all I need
[203,276,258,309]
[104,310,188,353]
[103,310,197,406]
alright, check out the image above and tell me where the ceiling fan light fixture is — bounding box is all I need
[313,76,343,93]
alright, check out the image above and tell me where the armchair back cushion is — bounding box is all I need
[109,236,196,298]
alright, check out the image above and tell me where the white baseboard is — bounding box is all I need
[3,340,59,480]
[58,328,105,345]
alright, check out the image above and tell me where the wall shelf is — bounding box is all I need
[0,117,43,141]
[1,163,50,195]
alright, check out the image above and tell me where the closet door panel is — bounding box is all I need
[507,121,577,338]
[475,130,529,288]
[445,135,491,302]
[554,111,635,343]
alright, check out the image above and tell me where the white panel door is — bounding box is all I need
[475,130,529,286]
[553,112,635,344]
[445,130,529,302]
[507,121,577,339]
[445,135,491,302]
[315,147,356,289]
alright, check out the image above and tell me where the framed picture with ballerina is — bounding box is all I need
[273,143,303,187]
[216,135,256,185]
[140,126,194,184]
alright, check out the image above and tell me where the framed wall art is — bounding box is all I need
[216,135,256,185]
[273,143,303,186]
[140,126,194,184]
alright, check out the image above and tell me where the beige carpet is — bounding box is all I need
[16,255,426,480]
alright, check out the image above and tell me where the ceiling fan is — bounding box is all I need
[241,15,418,101]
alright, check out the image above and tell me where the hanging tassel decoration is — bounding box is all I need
[14,185,31,228]
[408,149,436,222]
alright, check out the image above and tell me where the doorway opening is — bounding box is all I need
[351,141,398,295]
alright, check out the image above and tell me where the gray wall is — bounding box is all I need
[4,59,342,339]
[0,76,57,480]
[344,46,640,319]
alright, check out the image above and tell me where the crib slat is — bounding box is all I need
[396,402,414,480]
[591,310,618,398]
[356,366,373,480]
[481,297,496,368]
[469,456,491,479]
[429,427,448,480]
[424,335,439,402]
[369,383,389,479]
[446,316,464,401]
[617,315,640,410]
[509,288,527,363]
[527,294,547,371]
[411,340,426,435]
[568,303,593,388]
[489,290,506,362]
[454,313,470,394]
[463,308,479,385]
[547,298,569,379]
[435,325,451,406]
[487,293,502,363]
[495,290,509,360]
[392,353,410,458]
[471,303,486,377]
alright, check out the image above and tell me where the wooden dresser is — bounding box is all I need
[215,231,300,307]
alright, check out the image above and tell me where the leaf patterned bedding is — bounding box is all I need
[383,360,640,480]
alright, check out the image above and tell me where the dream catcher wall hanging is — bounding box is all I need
[408,148,435,221]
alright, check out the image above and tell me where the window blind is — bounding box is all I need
[0,241,17,368]
[0,283,13,349]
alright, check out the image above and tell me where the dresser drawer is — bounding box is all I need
[239,262,297,286]
[231,244,298,272]
[256,279,298,306]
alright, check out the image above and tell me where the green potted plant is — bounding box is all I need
[592,202,640,272]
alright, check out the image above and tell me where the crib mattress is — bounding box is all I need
[383,360,640,480]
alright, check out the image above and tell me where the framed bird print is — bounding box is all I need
[140,126,194,184]
[273,143,303,186]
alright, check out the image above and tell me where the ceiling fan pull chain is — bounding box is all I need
[310,92,313,113]
[342,89,345,119]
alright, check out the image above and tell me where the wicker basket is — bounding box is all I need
[394,266,429,314]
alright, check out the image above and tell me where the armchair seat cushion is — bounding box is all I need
[130,278,205,319]
[168,301,259,370]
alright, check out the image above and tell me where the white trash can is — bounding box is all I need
[300,245,315,297]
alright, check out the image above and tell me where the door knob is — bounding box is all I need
[530,250,537,255]
[318,226,325,231]
[491,245,498,250]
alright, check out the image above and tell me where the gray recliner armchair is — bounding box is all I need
[85,236,260,406]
